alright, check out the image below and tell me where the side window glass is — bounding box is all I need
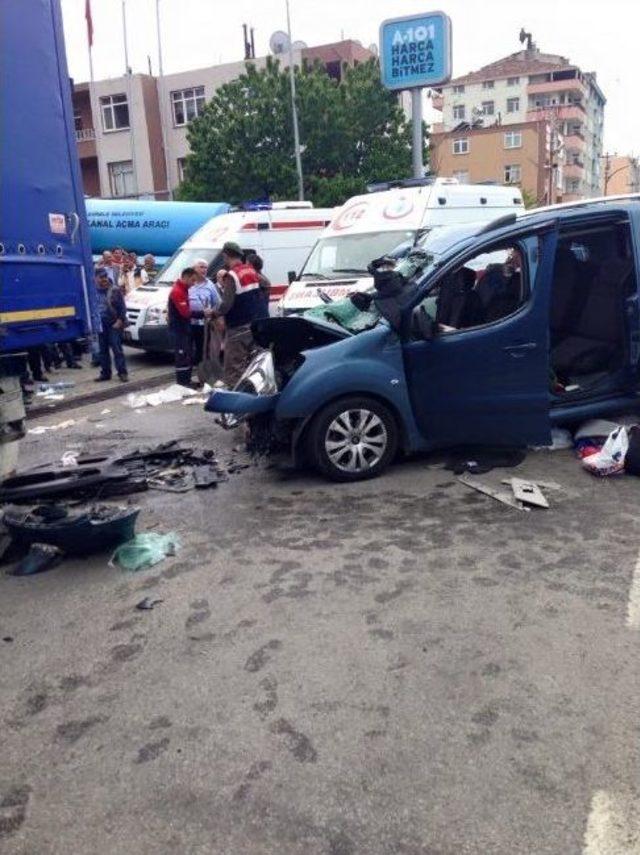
[426,242,530,334]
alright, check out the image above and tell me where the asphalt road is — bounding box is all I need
[1,394,639,854]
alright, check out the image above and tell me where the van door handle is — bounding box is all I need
[503,342,537,357]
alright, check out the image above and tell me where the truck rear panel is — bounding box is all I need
[0,0,98,351]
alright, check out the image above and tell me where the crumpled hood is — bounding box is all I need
[251,316,350,364]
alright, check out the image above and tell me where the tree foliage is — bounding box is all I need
[177,57,426,207]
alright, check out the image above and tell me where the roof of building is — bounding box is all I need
[448,48,574,86]
[302,39,373,65]
[429,118,547,139]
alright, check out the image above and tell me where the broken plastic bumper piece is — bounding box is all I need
[205,390,279,417]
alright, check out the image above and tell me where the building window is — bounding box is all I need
[177,157,187,182]
[504,164,521,184]
[504,131,522,149]
[453,170,469,183]
[481,100,495,116]
[453,84,465,94]
[73,110,83,132]
[453,104,466,121]
[452,138,469,155]
[100,94,130,132]
[171,86,206,126]
[482,80,495,90]
[507,76,520,86]
[108,160,135,197]
[506,97,520,113]
[566,178,581,193]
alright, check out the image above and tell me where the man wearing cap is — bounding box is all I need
[94,267,129,383]
[213,241,265,387]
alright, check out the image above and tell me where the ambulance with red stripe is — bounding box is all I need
[279,178,524,314]
[124,201,334,353]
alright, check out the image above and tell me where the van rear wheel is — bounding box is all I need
[307,396,398,482]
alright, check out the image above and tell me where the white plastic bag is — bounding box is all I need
[582,426,628,477]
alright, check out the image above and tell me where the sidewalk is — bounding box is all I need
[26,347,173,419]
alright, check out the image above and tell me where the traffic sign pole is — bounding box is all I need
[411,89,423,178]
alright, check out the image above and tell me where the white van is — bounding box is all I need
[280,178,524,314]
[124,202,334,352]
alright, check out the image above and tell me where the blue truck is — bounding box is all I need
[0,0,98,476]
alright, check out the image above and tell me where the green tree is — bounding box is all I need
[177,57,427,207]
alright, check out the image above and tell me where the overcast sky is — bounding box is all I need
[61,0,638,154]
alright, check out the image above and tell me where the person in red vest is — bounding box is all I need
[213,241,266,387]
[167,267,197,386]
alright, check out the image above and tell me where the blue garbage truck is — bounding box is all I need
[0,0,99,477]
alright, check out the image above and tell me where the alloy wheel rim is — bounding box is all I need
[325,409,387,473]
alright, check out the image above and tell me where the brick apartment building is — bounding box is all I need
[72,40,373,200]
[429,36,606,203]
[603,154,640,195]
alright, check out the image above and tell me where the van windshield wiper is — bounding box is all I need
[332,267,368,275]
[300,272,330,280]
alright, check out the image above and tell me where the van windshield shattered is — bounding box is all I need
[301,231,416,280]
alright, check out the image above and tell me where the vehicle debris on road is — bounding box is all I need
[111,532,179,573]
[135,596,163,611]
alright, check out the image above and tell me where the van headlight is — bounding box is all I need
[235,350,277,396]
[146,306,168,326]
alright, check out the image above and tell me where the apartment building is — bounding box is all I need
[604,155,640,195]
[430,120,563,204]
[431,38,606,201]
[72,40,372,199]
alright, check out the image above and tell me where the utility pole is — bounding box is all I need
[285,0,304,201]
[155,0,173,199]
[122,0,139,197]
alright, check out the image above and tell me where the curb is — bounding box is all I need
[26,370,174,420]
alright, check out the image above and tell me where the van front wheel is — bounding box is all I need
[307,396,398,482]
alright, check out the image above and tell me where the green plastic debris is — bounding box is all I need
[304,296,381,333]
[111,532,180,572]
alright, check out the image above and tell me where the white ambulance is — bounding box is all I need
[124,202,334,352]
[280,178,524,314]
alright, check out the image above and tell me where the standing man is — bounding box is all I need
[168,267,198,386]
[143,254,159,281]
[190,259,220,368]
[214,242,263,388]
[94,267,129,383]
[100,250,121,288]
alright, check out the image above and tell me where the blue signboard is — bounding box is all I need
[379,11,452,90]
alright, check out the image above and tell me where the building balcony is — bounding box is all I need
[75,128,96,159]
[564,163,585,179]
[527,78,587,97]
[526,104,586,123]
[564,133,586,151]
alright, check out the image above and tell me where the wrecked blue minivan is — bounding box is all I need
[207,198,640,481]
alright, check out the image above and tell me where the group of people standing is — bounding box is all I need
[91,249,158,383]
[168,241,270,388]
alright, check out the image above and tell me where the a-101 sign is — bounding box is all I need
[379,11,452,90]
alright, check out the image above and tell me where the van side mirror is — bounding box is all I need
[287,270,297,284]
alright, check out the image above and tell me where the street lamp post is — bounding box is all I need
[285,0,304,201]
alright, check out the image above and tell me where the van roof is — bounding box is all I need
[325,183,523,236]
[184,205,336,247]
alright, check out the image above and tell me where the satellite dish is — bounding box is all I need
[369,43,379,56]
[292,40,307,50]
[269,30,291,55]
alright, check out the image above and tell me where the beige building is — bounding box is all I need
[430,120,562,204]
[72,40,373,200]
[604,155,640,195]
[431,35,606,201]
